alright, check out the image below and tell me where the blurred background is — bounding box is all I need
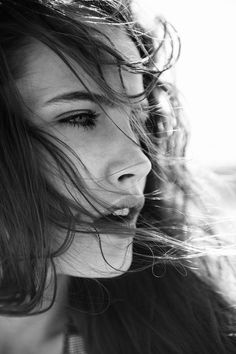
[133,0,236,172]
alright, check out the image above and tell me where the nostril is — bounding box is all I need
[118,173,134,182]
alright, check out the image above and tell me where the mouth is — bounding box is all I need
[94,207,138,227]
[93,197,145,229]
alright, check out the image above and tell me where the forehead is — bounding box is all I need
[16,25,143,108]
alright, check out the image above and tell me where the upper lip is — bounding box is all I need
[105,196,145,216]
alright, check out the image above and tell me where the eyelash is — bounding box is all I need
[58,106,149,131]
[58,111,99,130]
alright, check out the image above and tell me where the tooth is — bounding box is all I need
[112,208,130,216]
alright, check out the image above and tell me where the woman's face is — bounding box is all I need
[16,26,152,278]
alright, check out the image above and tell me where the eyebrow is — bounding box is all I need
[44,90,115,107]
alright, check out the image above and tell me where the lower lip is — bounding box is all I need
[94,209,139,229]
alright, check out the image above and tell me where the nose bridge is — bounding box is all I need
[107,120,152,186]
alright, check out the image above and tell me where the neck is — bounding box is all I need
[0,274,69,354]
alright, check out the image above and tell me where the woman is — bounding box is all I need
[0,0,235,353]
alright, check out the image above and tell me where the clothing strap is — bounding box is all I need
[63,317,87,354]
[64,332,86,354]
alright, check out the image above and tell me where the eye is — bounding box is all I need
[58,110,99,130]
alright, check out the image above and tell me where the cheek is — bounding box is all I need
[66,133,115,180]
[57,124,111,167]
[38,134,109,215]
[140,175,147,193]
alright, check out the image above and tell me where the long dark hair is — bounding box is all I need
[0,0,236,352]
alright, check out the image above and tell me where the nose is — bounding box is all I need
[107,140,152,190]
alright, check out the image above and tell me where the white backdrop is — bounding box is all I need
[133,0,236,168]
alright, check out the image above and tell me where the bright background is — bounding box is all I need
[133,0,236,169]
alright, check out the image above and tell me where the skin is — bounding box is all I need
[0,25,152,353]
[17,25,152,279]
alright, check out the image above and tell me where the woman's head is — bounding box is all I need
[0,0,183,313]
[15,21,154,279]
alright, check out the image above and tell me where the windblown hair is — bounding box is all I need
[0,0,236,353]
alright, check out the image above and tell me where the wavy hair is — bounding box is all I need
[0,0,236,352]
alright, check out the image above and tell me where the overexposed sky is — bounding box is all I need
[133,0,236,168]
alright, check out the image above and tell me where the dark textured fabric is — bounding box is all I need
[65,333,86,354]
[64,316,87,354]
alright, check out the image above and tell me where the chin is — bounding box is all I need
[56,233,134,278]
[85,235,134,278]
[99,240,133,278]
